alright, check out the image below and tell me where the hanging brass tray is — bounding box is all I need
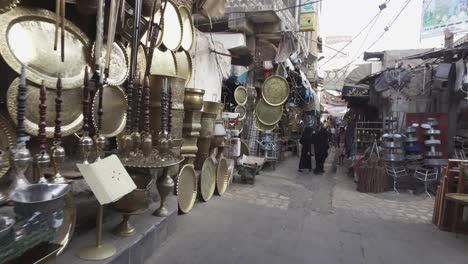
[255,98,282,126]
[255,114,277,132]
[234,105,246,120]
[126,43,147,78]
[53,192,77,255]
[176,164,197,214]
[7,78,83,138]
[0,7,92,89]
[92,85,127,138]
[234,86,248,106]
[174,49,192,84]
[141,7,163,49]
[0,0,18,14]
[92,41,129,86]
[150,47,178,77]
[0,113,15,179]
[216,157,229,196]
[161,0,182,51]
[200,156,216,202]
[178,5,194,51]
[262,75,289,106]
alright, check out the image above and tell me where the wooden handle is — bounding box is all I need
[54,76,63,144]
[143,75,150,134]
[16,65,27,144]
[39,81,47,152]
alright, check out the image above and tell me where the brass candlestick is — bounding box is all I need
[79,67,93,164]
[10,65,31,189]
[35,81,50,184]
[153,167,173,217]
[50,76,67,183]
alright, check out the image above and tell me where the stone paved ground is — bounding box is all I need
[147,153,468,264]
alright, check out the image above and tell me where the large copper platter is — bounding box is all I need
[150,47,178,77]
[161,0,182,51]
[92,41,128,86]
[234,86,248,106]
[255,116,277,132]
[255,98,282,126]
[0,114,15,179]
[176,164,197,214]
[0,7,91,89]
[178,5,194,51]
[262,75,289,106]
[7,78,83,138]
[0,0,18,14]
[92,85,127,138]
[53,193,77,255]
[234,105,246,120]
[200,157,216,202]
[216,158,229,196]
[174,49,192,84]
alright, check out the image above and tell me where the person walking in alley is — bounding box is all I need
[313,121,330,174]
[298,126,314,172]
[337,127,346,165]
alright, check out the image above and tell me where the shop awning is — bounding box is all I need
[342,64,371,98]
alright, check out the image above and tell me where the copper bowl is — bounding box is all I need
[113,175,154,214]
[184,88,205,111]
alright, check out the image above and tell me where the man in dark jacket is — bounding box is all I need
[312,121,329,174]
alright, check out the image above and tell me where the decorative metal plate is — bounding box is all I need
[0,0,18,14]
[255,98,283,126]
[234,105,246,120]
[0,114,15,179]
[53,192,77,255]
[126,43,147,78]
[92,85,127,138]
[262,76,289,106]
[141,7,163,49]
[150,47,178,77]
[92,41,129,86]
[200,157,216,202]
[178,5,194,51]
[255,115,276,131]
[0,7,92,89]
[234,86,247,106]
[161,0,182,51]
[174,49,192,83]
[216,158,229,196]
[176,164,197,214]
[7,78,83,138]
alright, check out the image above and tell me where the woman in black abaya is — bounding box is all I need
[298,127,313,172]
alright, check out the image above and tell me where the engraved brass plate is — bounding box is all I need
[176,164,197,214]
[92,85,127,138]
[53,193,77,255]
[7,78,83,138]
[234,105,246,120]
[234,86,247,106]
[174,50,192,83]
[216,157,229,196]
[200,157,216,202]
[0,7,92,89]
[140,9,163,49]
[126,43,147,78]
[178,5,194,51]
[255,116,276,132]
[262,75,289,106]
[255,98,282,126]
[150,47,178,77]
[93,41,129,86]
[161,0,182,51]
[0,113,15,179]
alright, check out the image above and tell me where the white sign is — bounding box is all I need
[421,0,468,38]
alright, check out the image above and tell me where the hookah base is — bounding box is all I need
[153,206,169,217]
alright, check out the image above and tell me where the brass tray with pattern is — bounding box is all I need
[150,47,178,77]
[255,98,282,126]
[161,0,182,51]
[234,86,248,106]
[234,105,246,120]
[92,85,127,138]
[216,158,229,196]
[53,192,77,255]
[176,164,197,214]
[178,5,194,51]
[7,78,83,138]
[262,75,289,106]
[255,116,277,132]
[174,49,192,84]
[0,113,15,179]
[0,7,92,89]
[140,9,163,49]
[200,157,216,202]
[92,41,129,86]
[125,43,147,78]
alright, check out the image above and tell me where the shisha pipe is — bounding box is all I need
[131,72,142,153]
[50,76,67,183]
[95,65,106,162]
[35,81,51,184]
[94,0,105,68]
[158,78,169,158]
[79,67,93,164]
[146,0,168,75]
[141,75,152,157]
[129,0,142,80]
[10,64,31,189]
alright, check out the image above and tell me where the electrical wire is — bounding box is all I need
[294,32,347,55]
